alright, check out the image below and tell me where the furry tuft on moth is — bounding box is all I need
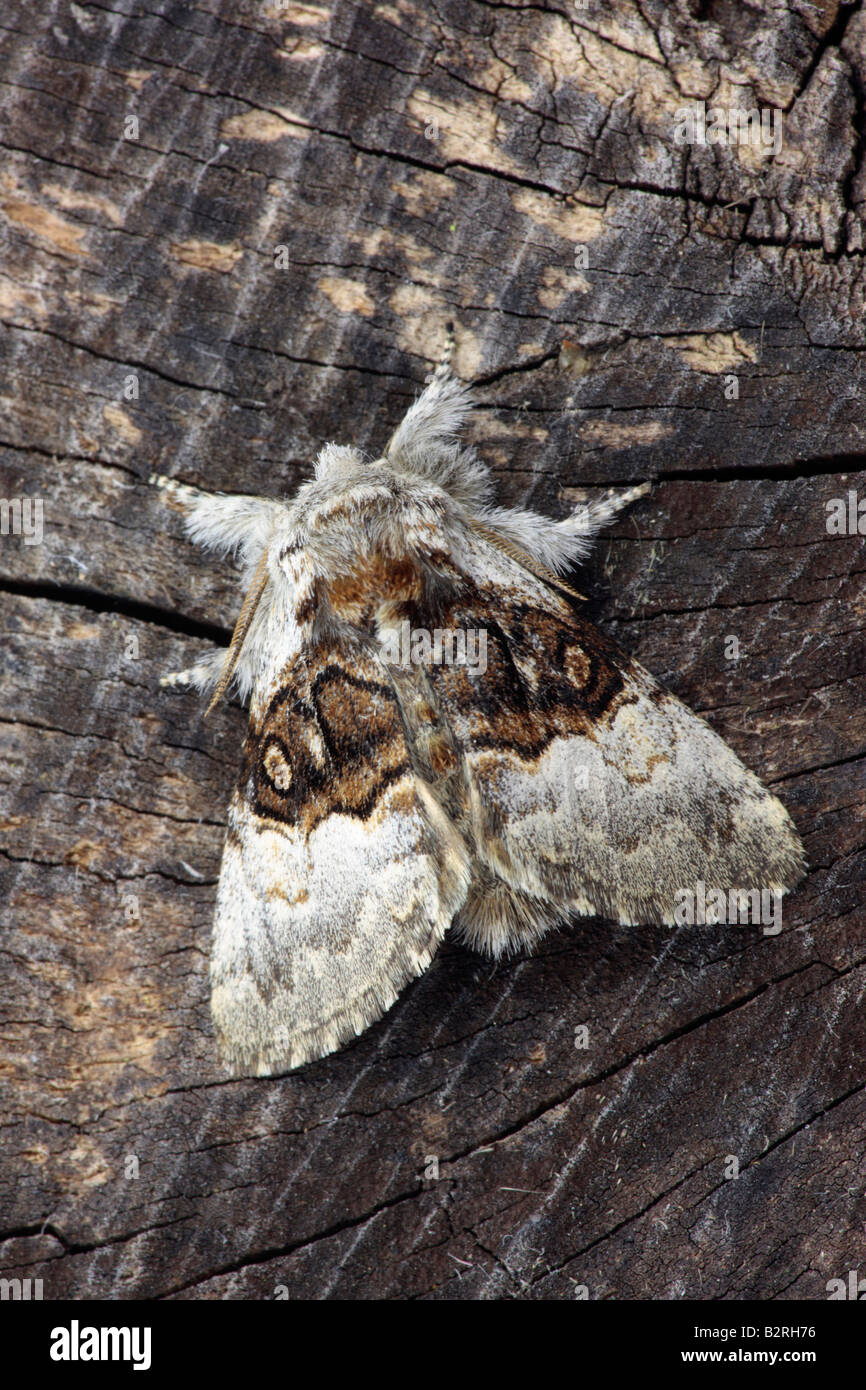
[153,339,805,1078]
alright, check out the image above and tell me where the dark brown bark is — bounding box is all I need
[0,0,864,1300]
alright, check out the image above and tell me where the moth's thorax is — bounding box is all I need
[272,470,458,631]
[296,460,453,525]
[325,552,423,627]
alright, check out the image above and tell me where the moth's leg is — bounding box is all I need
[558,482,651,543]
[149,473,212,506]
[160,648,224,694]
[150,472,282,557]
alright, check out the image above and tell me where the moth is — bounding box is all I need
[153,339,804,1078]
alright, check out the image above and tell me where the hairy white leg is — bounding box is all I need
[480,482,651,575]
[149,472,212,505]
[559,483,651,543]
[150,472,282,561]
[160,649,224,694]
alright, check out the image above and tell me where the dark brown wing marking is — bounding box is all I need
[414,584,644,762]
[402,575,803,926]
[242,650,412,833]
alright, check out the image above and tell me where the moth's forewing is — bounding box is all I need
[211,644,469,1076]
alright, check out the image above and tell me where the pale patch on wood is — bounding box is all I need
[0,189,88,257]
[123,69,153,90]
[41,184,123,225]
[220,108,309,142]
[374,0,420,26]
[356,225,434,263]
[735,139,781,175]
[672,332,757,373]
[60,1139,112,1190]
[715,72,794,143]
[390,170,457,216]
[667,56,716,101]
[511,188,605,243]
[20,1145,50,1167]
[373,3,407,24]
[276,38,326,59]
[560,340,592,376]
[318,275,376,316]
[169,238,244,273]
[419,1109,450,1146]
[473,56,535,104]
[0,273,116,322]
[390,283,436,316]
[66,289,119,317]
[70,426,100,456]
[103,404,143,445]
[0,275,46,322]
[476,417,549,442]
[21,951,76,990]
[64,839,104,871]
[264,1,329,22]
[407,89,524,176]
[579,420,673,447]
[579,8,665,65]
[390,299,482,379]
[537,266,590,308]
[546,13,679,121]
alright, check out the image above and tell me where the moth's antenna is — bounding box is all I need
[470,519,586,603]
[428,319,457,383]
[205,550,270,716]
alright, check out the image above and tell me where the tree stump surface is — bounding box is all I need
[1,0,864,1300]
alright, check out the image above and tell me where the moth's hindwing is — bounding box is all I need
[420,566,805,932]
[211,642,470,1076]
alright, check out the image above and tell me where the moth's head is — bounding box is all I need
[308,370,490,510]
[313,443,366,483]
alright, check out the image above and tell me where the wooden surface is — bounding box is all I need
[1,0,864,1300]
